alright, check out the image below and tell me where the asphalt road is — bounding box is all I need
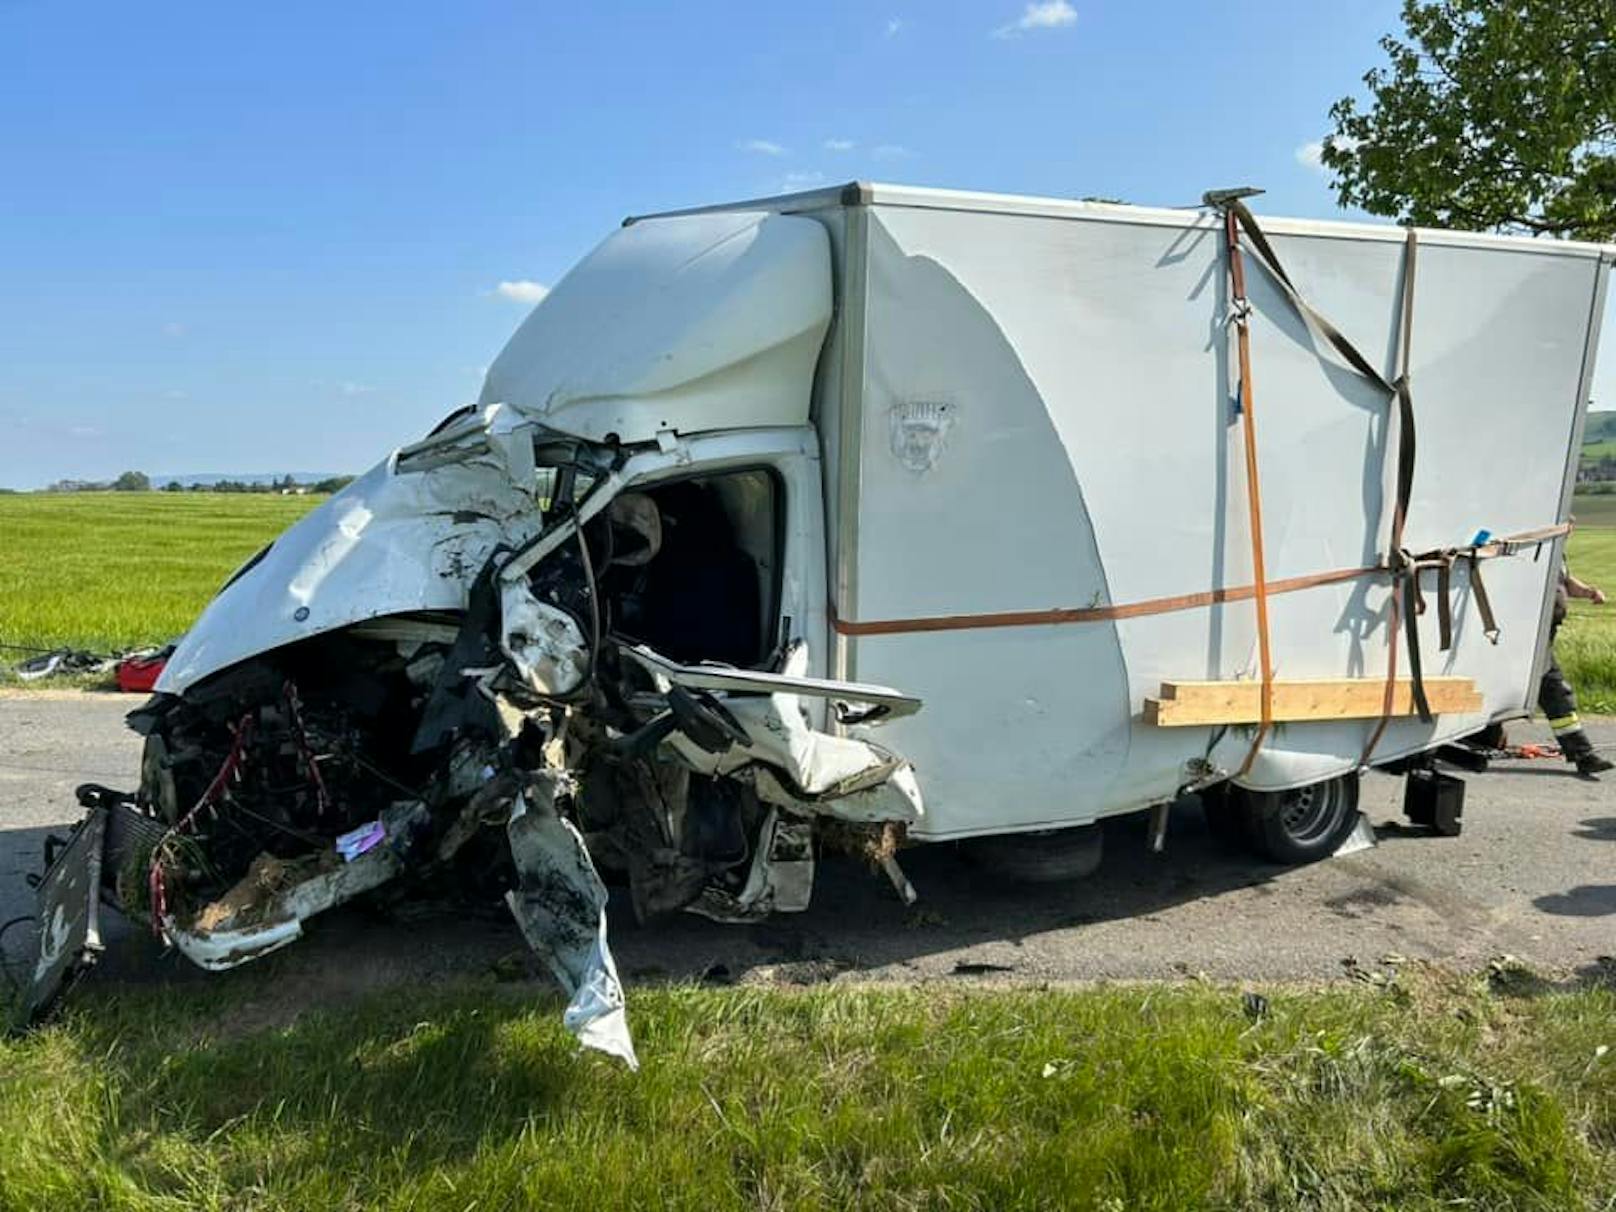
[3,691,1614,1007]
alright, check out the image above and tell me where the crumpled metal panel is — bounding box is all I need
[649,644,924,826]
[158,406,544,695]
[161,801,429,971]
[499,579,589,697]
[504,774,638,1069]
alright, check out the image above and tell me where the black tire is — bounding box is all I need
[1233,774,1360,865]
[963,824,1104,883]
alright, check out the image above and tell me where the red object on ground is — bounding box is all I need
[1506,743,1561,760]
[115,655,167,693]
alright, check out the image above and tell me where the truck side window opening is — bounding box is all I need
[600,468,781,668]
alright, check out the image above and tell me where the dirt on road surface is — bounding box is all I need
[3,691,1613,1005]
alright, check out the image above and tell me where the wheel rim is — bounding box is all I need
[1276,779,1344,845]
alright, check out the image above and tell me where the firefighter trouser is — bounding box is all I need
[1539,621,1593,760]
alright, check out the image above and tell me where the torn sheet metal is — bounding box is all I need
[634,643,925,826]
[499,579,589,697]
[504,775,638,1068]
[621,642,922,722]
[687,809,813,923]
[162,801,428,971]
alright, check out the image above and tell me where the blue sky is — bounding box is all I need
[1,0,1605,487]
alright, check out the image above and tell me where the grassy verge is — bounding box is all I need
[1,967,1613,1209]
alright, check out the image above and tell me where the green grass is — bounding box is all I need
[1,968,1613,1210]
[0,492,323,656]
[1563,497,1616,712]
[1570,491,1616,529]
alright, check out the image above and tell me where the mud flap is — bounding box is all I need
[12,809,107,1029]
[504,774,638,1069]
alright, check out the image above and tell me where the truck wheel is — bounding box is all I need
[963,824,1103,883]
[1234,774,1360,865]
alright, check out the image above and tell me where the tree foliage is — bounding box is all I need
[1325,0,1616,239]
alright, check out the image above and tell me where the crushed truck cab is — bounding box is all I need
[19,183,1606,1064]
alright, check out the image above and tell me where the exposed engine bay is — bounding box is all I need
[19,407,922,1067]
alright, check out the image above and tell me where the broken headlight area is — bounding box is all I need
[17,472,922,1069]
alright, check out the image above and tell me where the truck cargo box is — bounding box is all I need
[631,183,1608,839]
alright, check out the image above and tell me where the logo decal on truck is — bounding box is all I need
[889,400,954,473]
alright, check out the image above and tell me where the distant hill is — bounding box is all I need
[154,472,343,488]
[1585,411,1616,445]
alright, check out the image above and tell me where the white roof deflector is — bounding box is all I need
[479,210,832,445]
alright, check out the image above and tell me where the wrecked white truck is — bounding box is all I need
[21,182,1605,1063]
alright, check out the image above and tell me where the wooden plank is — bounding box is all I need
[1143,677,1483,727]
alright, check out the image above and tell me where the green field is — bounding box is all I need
[1569,491,1616,528]
[0,492,323,657]
[1561,500,1616,712]
[1,967,1612,1210]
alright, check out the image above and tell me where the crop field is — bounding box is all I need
[0,492,323,657]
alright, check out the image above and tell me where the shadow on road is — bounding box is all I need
[5,791,1603,1027]
[1572,817,1616,842]
[1533,885,1616,918]
[0,799,1316,1002]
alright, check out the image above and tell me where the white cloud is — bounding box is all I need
[68,424,104,439]
[1298,136,1356,173]
[161,321,186,338]
[781,171,826,190]
[994,0,1076,37]
[872,143,915,159]
[738,138,786,156]
[163,389,188,401]
[340,382,375,397]
[495,279,550,304]
[824,138,855,152]
[885,17,904,37]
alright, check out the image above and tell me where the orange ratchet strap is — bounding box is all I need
[1223,207,1275,776]
[829,525,1566,637]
